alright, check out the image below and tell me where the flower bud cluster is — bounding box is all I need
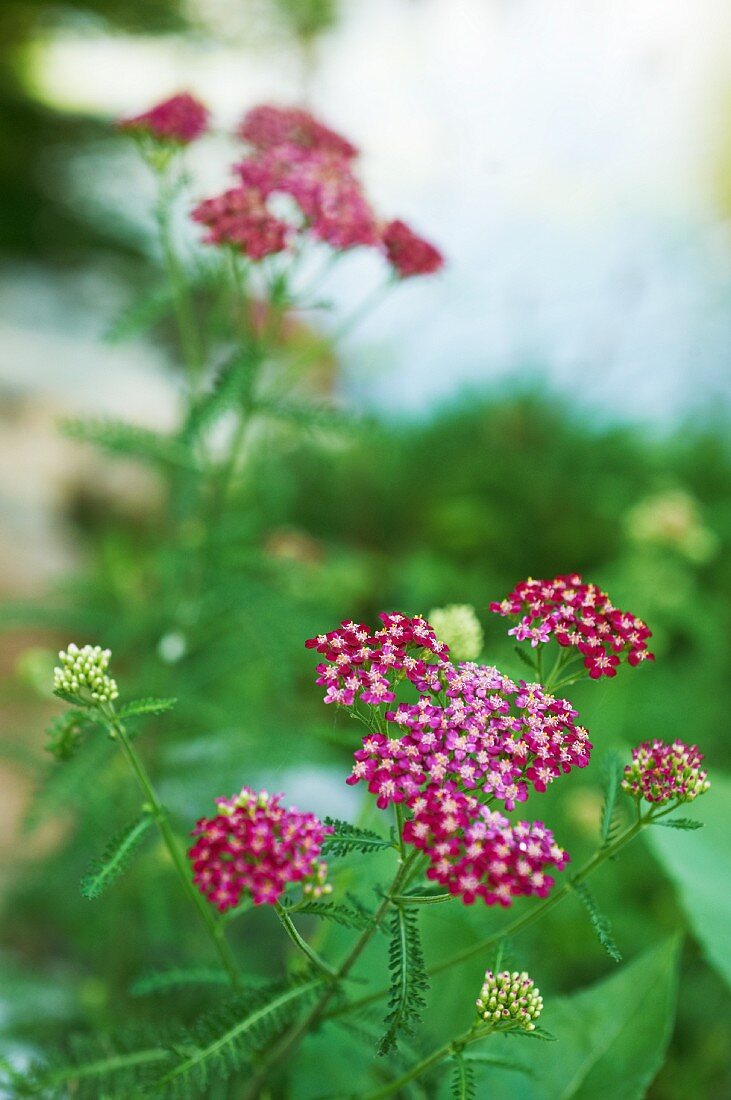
[622,740,710,804]
[427,604,483,662]
[490,573,654,678]
[189,787,332,911]
[475,969,543,1031]
[53,644,118,704]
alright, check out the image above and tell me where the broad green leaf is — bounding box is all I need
[648,774,731,988]
[469,936,681,1100]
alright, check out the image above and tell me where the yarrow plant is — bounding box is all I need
[13,93,714,1100]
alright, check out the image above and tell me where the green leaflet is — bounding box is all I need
[62,418,199,472]
[572,880,622,962]
[451,1053,476,1100]
[81,816,154,900]
[130,968,232,997]
[377,906,430,1057]
[648,773,731,989]
[599,750,625,846]
[322,818,394,857]
[117,697,178,719]
[469,936,681,1100]
[288,901,371,930]
[652,816,703,830]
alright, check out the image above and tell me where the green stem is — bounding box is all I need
[240,850,419,1100]
[104,710,240,988]
[275,903,337,978]
[358,1025,496,1100]
[155,173,204,389]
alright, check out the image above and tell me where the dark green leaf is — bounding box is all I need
[118,697,178,719]
[81,816,154,899]
[573,880,622,962]
[599,750,625,846]
[322,819,394,857]
[377,906,429,1057]
[653,817,703,830]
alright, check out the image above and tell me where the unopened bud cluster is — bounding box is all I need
[302,861,333,899]
[475,969,543,1031]
[54,644,119,704]
[428,604,484,662]
[622,739,710,805]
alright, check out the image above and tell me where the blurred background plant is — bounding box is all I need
[1,1,730,1098]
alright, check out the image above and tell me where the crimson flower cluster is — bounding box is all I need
[350,662,591,811]
[119,93,209,145]
[622,740,710,804]
[306,612,448,707]
[490,573,654,678]
[238,103,359,160]
[403,784,568,906]
[191,187,289,259]
[189,787,331,910]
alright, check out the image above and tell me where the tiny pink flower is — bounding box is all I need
[119,93,209,144]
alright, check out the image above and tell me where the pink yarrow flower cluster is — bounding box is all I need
[119,93,209,144]
[349,662,591,811]
[622,740,710,804]
[490,573,654,678]
[305,612,449,707]
[191,187,289,259]
[382,219,444,278]
[189,787,332,911]
[403,784,568,906]
[238,104,358,159]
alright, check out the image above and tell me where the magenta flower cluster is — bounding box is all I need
[306,609,579,907]
[119,93,210,145]
[120,93,443,274]
[490,573,654,678]
[403,784,568,906]
[622,740,710,805]
[349,662,591,811]
[305,612,448,707]
[189,787,331,910]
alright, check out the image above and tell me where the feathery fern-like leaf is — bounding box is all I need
[118,697,178,719]
[289,901,371,930]
[150,975,322,1097]
[44,710,99,761]
[573,880,621,962]
[599,750,625,846]
[81,816,154,900]
[653,816,703,830]
[322,819,394,858]
[377,906,429,1057]
[462,1052,535,1075]
[131,968,238,997]
[20,1031,172,1098]
[62,418,199,472]
[513,646,538,673]
[450,1053,476,1100]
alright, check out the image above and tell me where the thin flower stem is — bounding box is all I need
[155,172,204,389]
[104,711,240,988]
[274,903,338,978]
[357,1025,496,1100]
[240,849,419,1100]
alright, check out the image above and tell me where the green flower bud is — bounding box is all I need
[475,969,543,1032]
[53,644,119,706]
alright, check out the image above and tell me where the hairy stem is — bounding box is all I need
[104,710,240,987]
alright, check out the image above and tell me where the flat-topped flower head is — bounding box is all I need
[622,740,710,805]
[119,93,209,145]
[382,219,444,277]
[490,573,654,679]
[237,144,378,250]
[53,644,118,705]
[191,186,290,259]
[428,604,483,662]
[306,611,449,709]
[348,662,591,811]
[189,787,332,911]
[476,969,543,1031]
[238,104,358,159]
[403,784,569,906]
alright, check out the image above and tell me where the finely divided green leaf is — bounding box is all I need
[131,968,232,997]
[653,817,703,830]
[322,819,394,857]
[573,880,622,962]
[289,901,371,930]
[62,419,199,472]
[513,646,538,673]
[377,906,430,1057]
[118,697,178,719]
[45,710,98,761]
[599,750,625,846]
[81,816,154,900]
[451,1053,476,1100]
